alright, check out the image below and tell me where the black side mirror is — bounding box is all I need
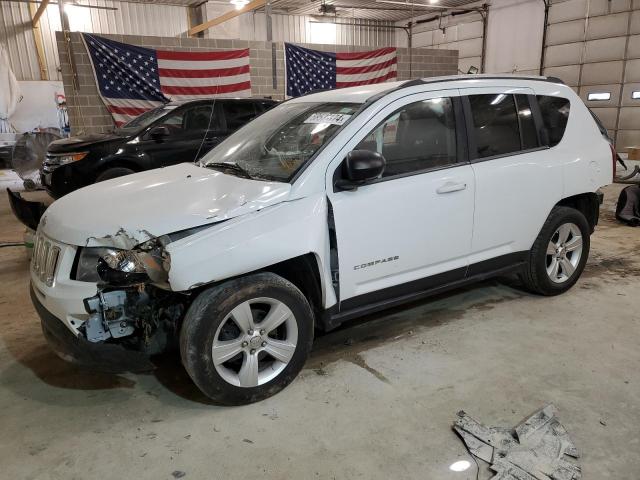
[149,125,170,141]
[335,149,386,191]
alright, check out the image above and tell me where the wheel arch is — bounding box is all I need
[94,156,143,181]
[555,192,601,233]
[187,253,326,330]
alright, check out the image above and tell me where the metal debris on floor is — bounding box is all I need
[453,404,581,480]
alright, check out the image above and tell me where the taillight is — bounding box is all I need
[610,143,616,182]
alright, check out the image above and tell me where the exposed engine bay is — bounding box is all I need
[72,226,210,355]
[82,284,189,355]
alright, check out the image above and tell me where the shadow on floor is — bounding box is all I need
[0,275,528,407]
[150,276,528,405]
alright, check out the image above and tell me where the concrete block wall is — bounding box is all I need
[56,31,458,135]
[542,0,640,150]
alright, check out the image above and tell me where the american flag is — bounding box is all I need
[285,43,397,97]
[83,33,251,126]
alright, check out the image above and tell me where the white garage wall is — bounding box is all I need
[395,9,484,74]
[484,0,545,74]
[542,0,640,150]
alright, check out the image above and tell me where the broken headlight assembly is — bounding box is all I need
[73,241,169,286]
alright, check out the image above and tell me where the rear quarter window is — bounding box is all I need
[536,95,570,147]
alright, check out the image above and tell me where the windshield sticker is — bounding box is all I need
[304,112,351,126]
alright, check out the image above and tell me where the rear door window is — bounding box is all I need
[536,95,570,147]
[222,102,258,131]
[468,94,521,158]
[183,104,216,131]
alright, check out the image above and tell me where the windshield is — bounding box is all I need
[116,104,177,133]
[201,101,361,182]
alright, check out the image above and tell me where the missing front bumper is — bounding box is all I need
[31,285,154,373]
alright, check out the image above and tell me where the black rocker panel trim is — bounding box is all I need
[324,251,528,329]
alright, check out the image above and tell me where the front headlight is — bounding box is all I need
[74,247,116,282]
[45,152,89,166]
[53,152,88,165]
[73,243,169,285]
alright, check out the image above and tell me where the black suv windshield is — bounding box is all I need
[115,104,177,133]
[201,101,361,182]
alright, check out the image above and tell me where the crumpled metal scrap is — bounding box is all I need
[453,404,580,480]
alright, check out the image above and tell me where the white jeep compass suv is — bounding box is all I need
[31,75,613,404]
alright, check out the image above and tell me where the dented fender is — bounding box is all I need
[165,194,337,308]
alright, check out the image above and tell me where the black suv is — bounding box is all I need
[42,98,276,198]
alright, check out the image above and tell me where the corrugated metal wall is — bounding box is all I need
[2,0,395,83]
[0,0,188,81]
[0,1,43,81]
[205,3,396,46]
[542,0,640,150]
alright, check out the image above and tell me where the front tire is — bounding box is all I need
[520,206,590,295]
[180,272,314,405]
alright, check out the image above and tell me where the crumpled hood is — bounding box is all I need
[47,132,124,153]
[40,163,292,248]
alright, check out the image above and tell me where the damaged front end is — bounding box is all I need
[82,285,186,356]
[59,227,207,371]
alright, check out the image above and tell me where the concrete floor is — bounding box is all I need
[1,183,639,480]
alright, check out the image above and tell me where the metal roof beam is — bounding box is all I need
[188,0,266,36]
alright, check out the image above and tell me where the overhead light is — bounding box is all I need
[632,91,640,99]
[230,0,249,9]
[587,92,611,101]
[429,0,439,3]
[64,3,91,31]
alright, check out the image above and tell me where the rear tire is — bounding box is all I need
[520,206,590,296]
[95,167,135,182]
[180,272,314,405]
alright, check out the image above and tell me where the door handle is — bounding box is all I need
[436,182,467,194]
